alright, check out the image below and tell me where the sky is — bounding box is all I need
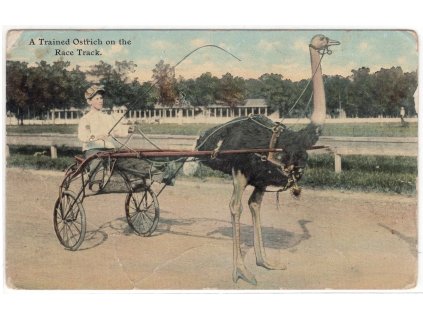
[6,29,419,82]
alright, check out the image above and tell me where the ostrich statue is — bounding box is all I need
[195,34,340,284]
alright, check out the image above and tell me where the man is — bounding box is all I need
[78,84,131,156]
[78,85,133,188]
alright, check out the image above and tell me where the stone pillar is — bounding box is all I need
[50,145,58,159]
[334,153,342,173]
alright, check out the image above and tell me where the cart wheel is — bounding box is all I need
[125,188,159,236]
[53,190,86,251]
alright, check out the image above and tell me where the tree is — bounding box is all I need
[177,72,220,106]
[324,75,350,118]
[245,78,265,99]
[151,60,178,106]
[258,73,297,117]
[217,73,246,108]
[340,66,419,118]
[26,60,71,117]
[373,66,412,117]
[400,71,418,116]
[347,67,374,117]
[6,61,29,123]
[66,65,89,109]
[6,56,419,121]
[127,80,158,110]
[7,60,90,123]
[195,72,220,106]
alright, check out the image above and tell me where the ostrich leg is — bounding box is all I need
[230,168,257,285]
[249,188,287,270]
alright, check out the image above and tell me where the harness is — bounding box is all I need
[267,122,284,165]
[204,114,303,196]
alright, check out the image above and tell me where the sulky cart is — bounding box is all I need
[53,147,291,250]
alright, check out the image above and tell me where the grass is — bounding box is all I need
[320,122,417,137]
[6,146,417,195]
[303,154,417,194]
[7,154,74,171]
[6,121,418,137]
[6,145,77,171]
[6,125,77,134]
[6,121,417,194]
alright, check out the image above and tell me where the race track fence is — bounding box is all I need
[5,133,418,173]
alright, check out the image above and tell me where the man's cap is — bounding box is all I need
[85,85,105,100]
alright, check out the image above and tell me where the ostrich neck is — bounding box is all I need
[309,48,326,126]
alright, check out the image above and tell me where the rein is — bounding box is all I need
[285,49,326,118]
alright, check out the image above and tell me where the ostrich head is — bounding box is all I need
[309,34,340,52]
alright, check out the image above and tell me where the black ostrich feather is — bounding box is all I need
[196,115,321,189]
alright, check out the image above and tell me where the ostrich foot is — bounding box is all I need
[256,259,287,270]
[233,265,257,285]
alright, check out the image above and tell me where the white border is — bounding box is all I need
[1,0,422,317]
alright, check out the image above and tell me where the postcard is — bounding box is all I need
[5,29,418,289]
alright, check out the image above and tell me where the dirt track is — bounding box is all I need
[5,168,418,290]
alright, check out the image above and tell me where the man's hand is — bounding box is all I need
[98,134,109,140]
[90,134,109,141]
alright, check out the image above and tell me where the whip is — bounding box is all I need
[107,45,241,136]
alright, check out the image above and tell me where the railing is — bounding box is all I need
[6,133,417,173]
[5,114,418,125]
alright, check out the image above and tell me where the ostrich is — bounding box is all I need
[195,34,340,284]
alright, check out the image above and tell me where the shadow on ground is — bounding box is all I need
[75,212,312,252]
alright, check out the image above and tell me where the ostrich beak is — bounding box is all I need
[327,38,340,46]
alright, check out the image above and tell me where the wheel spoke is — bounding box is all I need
[139,214,148,232]
[55,208,64,224]
[54,191,86,250]
[66,222,79,246]
[70,221,82,235]
[143,194,149,209]
[129,207,138,219]
[135,213,144,230]
[135,192,146,210]
[71,207,81,223]
[141,210,153,223]
[130,210,140,223]
[126,189,158,235]
[67,223,75,241]
[59,222,67,237]
[63,223,70,244]
[63,203,72,219]
[129,200,138,211]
